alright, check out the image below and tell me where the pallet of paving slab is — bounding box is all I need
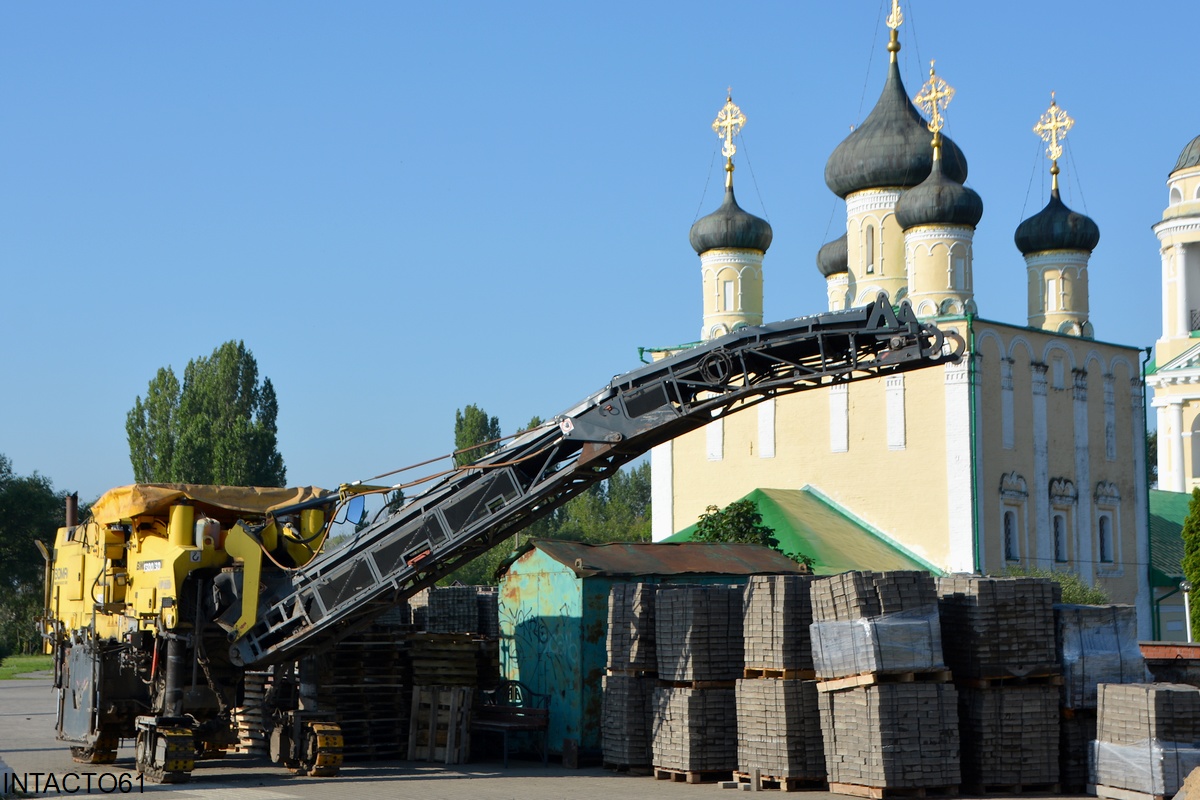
[603,762,652,776]
[657,679,738,689]
[743,667,816,680]
[732,771,826,792]
[654,767,734,784]
[955,673,1063,689]
[816,669,953,692]
[962,783,1060,796]
[1094,785,1167,800]
[827,783,958,799]
[605,667,657,678]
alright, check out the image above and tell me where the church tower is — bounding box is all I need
[823,0,968,307]
[1149,133,1200,493]
[690,93,772,341]
[1015,95,1100,337]
[817,234,849,311]
[894,62,983,318]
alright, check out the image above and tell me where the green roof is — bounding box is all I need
[665,487,939,575]
[1150,488,1191,586]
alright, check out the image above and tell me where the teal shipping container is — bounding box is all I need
[497,540,804,757]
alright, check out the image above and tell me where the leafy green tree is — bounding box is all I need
[1182,488,1200,638]
[1148,431,1158,487]
[1003,565,1110,605]
[453,404,501,467]
[0,454,64,654]
[693,498,813,568]
[126,340,286,486]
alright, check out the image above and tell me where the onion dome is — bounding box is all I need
[817,234,848,276]
[689,182,773,254]
[1174,134,1200,173]
[895,157,983,230]
[1014,188,1100,255]
[824,59,968,198]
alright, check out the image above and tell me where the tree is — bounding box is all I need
[1003,565,1109,605]
[453,404,501,467]
[0,454,64,654]
[126,341,286,486]
[693,499,813,569]
[1148,430,1158,488]
[1182,488,1200,640]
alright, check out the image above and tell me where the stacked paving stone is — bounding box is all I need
[935,575,1060,789]
[651,585,743,775]
[426,586,480,633]
[1055,604,1145,791]
[818,682,960,789]
[606,582,658,672]
[736,678,824,781]
[742,575,814,672]
[735,576,823,784]
[651,685,738,772]
[812,571,960,792]
[475,586,500,638]
[936,575,1058,679]
[1092,683,1200,796]
[810,571,944,679]
[602,583,659,769]
[656,585,744,682]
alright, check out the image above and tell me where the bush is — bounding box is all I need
[1003,565,1109,605]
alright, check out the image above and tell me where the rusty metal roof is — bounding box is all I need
[505,539,806,578]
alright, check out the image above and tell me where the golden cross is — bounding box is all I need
[914,60,955,135]
[1034,91,1074,163]
[887,0,903,30]
[712,92,746,161]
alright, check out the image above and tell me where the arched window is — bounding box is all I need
[722,279,735,312]
[1004,510,1018,561]
[1097,515,1113,563]
[1171,187,1183,205]
[1053,513,1068,562]
[865,225,875,274]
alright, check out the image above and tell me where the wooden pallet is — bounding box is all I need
[654,767,733,784]
[816,670,953,692]
[827,783,957,798]
[962,783,1060,795]
[1094,785,1167,800]
[743,667,816,680]
[732,770,825,791]
[603,762,652,776]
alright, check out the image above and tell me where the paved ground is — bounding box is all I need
[1,674,1090,799]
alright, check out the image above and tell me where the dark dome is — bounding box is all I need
[825,59,968,198]
[689,183,773,254]
[1014,188,1100,255]
[817,234,848,276]
[1173,134,1200,174]
[894,157,983,230]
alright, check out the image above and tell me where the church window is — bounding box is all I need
[1097,514,1113,563]
[865,226,875,274]
[1047,277,1059,311]
[1171,187,1183,205]
[1053,513,1068,562]
[722,279,735,312]
[1004,510,1019,561]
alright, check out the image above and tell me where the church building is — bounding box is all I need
[649,4,1152,634]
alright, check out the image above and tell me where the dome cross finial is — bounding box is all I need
[886,0,903,60]
[712,91,746,188]
[914,60,955,157]
[1034,92,1074,191]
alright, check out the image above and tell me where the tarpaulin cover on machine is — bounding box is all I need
[88,483,331,524]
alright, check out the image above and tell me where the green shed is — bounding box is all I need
[496,539,804,757]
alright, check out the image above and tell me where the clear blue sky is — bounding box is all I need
[1,1,1194,503]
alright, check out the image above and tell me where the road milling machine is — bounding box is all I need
[41,295,963,782]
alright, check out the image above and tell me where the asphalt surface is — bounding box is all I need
[0,674,1091,799]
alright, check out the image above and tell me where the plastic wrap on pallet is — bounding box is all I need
[809,604,944,679]
[1056,604,1146,709]
[1090,739,1200,796]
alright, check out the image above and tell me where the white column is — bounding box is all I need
[945,360,974,572]
[1171,401,1186,493]
[886,375,906,450]
[1163,247,1176,337]
[650,442,674,542]
[1176,245,1190,336]
[829,384,849,453]
[1001,358,1015,450]
[1073,371,1094,585]
[1132,379,1152,638]
[1032,364,1051,567]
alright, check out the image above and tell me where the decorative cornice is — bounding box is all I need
[903,225,975,242]
[847,189,902,217]
[1023,250,1090,269]
[1072,369,1087,402]
[699,249,764,268]
[1031,362,1049,396]
[1153,217,1200,239]
[1094,480,1120,505]
[1000,471,1028,501]
[1049,477,1078,504]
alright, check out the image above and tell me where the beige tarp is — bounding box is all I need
[89,483,331,524]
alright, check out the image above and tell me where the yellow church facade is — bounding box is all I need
[650,6,1152,635]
